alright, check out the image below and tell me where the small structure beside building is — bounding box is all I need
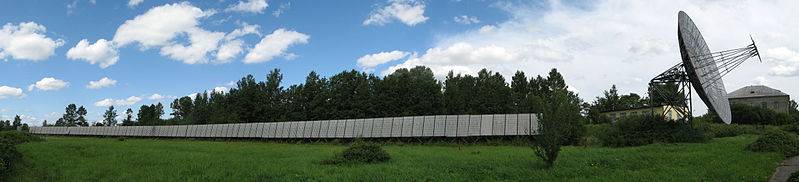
[600,105,687,122]
[727,85,790,113]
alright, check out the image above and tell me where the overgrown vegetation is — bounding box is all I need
[322,140,390,165]
[532,77,585,167]
[0,131,42,176]
[745,130,799,157]
[5,136,782,181]
[597,115,706,147]
[789,171,799,182]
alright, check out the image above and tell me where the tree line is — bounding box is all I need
[45,66,584,126]
[0,115,27,131]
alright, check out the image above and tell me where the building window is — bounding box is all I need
[750,103,755,107]
[620,113,627,118]
[762,102,767,108]
[610,114,616,121]
[775,102,780,109]
[630,112,638,116]
[642,111,649,115]
[667,110,672,118]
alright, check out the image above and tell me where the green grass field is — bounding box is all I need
[5,135,784,181]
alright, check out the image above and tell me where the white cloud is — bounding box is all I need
[357,50,409,69]
[113,2,214,49]
[86,77,117,89]
[128,0,143,7]
[93,96,142,107]
[273,2,290,17]
[44,112,60,120]
[364,0,429,26]
[159,28,225,64]
[225,81,235,86]
[215,23,261,63]
[225,22,261,40]
[66,39,119,68]
[377,0,799,116]
[453,15,480,24]
[0,86,26,99]
[0,109,7,112]
[478,25,495,33]
[766,47,799,76]
[148,94,164,100]
[213,86,229,93]
[244,28,309,63]
[29,77,69,91]
[753,76,768,86]
[225,0,268,14]
[0,22,64,61]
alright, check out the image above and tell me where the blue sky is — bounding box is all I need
[1,0,798,126]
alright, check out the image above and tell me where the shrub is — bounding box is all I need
[781,124,799,135]
[118,137,126,141]
[745,130,799,157]
[789,170,799,182]
[322,143,390,165]
[699,123,770,138]
[597,115,707,147]
[0,131,42,175]
[0,131,43,145]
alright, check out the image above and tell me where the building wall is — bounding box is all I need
[728,95,790,113]
[600,105,687,122]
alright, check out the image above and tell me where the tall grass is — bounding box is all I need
[6,135,784,181]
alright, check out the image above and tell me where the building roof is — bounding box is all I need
[728,85,789,99]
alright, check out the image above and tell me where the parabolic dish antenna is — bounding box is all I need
[677,11,731,124]
[649,11,760,124]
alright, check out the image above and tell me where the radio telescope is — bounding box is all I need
[649,11,761,124]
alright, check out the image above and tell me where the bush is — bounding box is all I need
[781,124,799,135]
[0,131,41,175]
[322,143,390,165]
[698,123,771,138]
[789,170,799,182]
[118,137,126,141]
[0,131,43,145]
[597,115,707,147]
[745,130,799,157]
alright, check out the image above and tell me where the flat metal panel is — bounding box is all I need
[457,115,470,137]
[310,121,320,138]
[274,122,284,138]
[413,116,425,137]
[190,125,199,137]
[505,114,518,135]
[250,123,260,138]
[245,123,254,138]
[371,118,383,138]
[381,118,393,137]
[283,122,293,138]
[480,115,493,136]
[227,124,236,138]
[433,115,445,137]
[422,116,434,137]
[302,121,312,138]
[178,125,188,137]
[353,119,365,138]
[213,124,223,138]
[344,119,356,138]
[531,114,540,135]
[319,120,328,138]
[445,115,458,137]
[361,119,373,138]
[391,117,403,137]
[468,115,483,136]
[266,123,277,138]
[518,113,531,135]
[492,114,505,136]
[295,122,304,138]
[287,122,297,138]
[335,120,346,138]
[400,117,413,137]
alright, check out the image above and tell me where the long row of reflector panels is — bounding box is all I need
[29,114,538,138]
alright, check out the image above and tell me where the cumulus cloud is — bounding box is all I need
[28,77,69,91]
[0,22,64,61]
[128,0,143,7]
[213,86,229,93]
[148,94,164,100]
[225,0,268,14]
[159,28,225,64]
[113,2,213,48]
[273,2,290,17]
[86,77,117,89]
[364,0,429,26]
[216,23,261,63]
[225,81,235,86]
[375,0,799,116]
[357,50,410,70]
[453,15,480,24]
[0,86,26,99]
[93,96,142,107]
[766,47,799,76]
[66,39,119,68]
[244,28,309,63]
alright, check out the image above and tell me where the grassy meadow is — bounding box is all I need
[5,135,784,181]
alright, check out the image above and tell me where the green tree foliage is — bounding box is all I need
[137,103,164,125]
[76,106,88,126]
[12,115,21,130]
[532,75,585,167]
[103,106,118,126]
[588,85,650,124]
[58,104,78,126]
[121,108,135,126]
